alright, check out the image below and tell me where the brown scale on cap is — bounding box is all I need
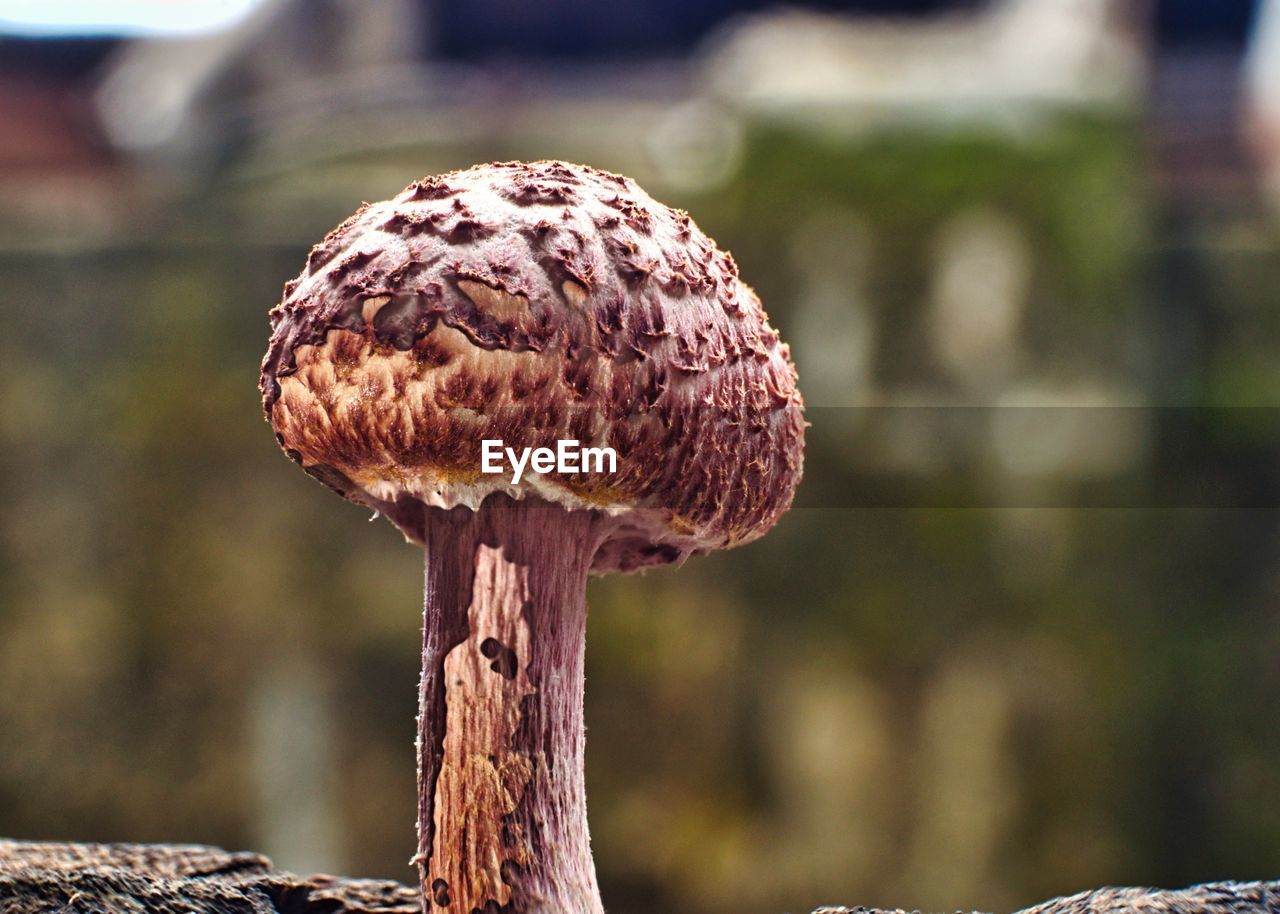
[261,160,804,573]
[259,161,804,914]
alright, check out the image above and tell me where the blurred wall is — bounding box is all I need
[2,3,1280,914]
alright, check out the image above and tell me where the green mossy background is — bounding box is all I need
[2,110,1280,914]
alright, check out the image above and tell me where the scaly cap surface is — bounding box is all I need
[260,161,804,571]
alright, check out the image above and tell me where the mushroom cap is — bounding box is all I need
[260,161,804,572]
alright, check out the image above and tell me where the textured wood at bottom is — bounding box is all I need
[815,880,1280,914]
[0,840,417,913]
[1,840,1276,913]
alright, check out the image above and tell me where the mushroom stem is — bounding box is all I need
[416,496,606,914]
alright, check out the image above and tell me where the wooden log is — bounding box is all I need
[1,840,1275,913]
[815,880,1280,914]
[0,840,418,913]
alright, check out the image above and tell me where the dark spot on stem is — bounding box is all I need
[431,878,451,907]
[499,820,517,848]
[480,637,518,680]
[499,859,522,886]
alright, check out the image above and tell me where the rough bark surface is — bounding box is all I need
[814,881,1280,914]
[3,841,1276,913]
[0,840,418,913]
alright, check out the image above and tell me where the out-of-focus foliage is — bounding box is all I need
[2,51,1280,914]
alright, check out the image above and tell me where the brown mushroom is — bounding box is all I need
[260,160,804,914]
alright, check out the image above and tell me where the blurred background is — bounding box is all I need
[2,1,1280,912]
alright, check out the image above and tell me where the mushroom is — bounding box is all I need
[259,161,804,914]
